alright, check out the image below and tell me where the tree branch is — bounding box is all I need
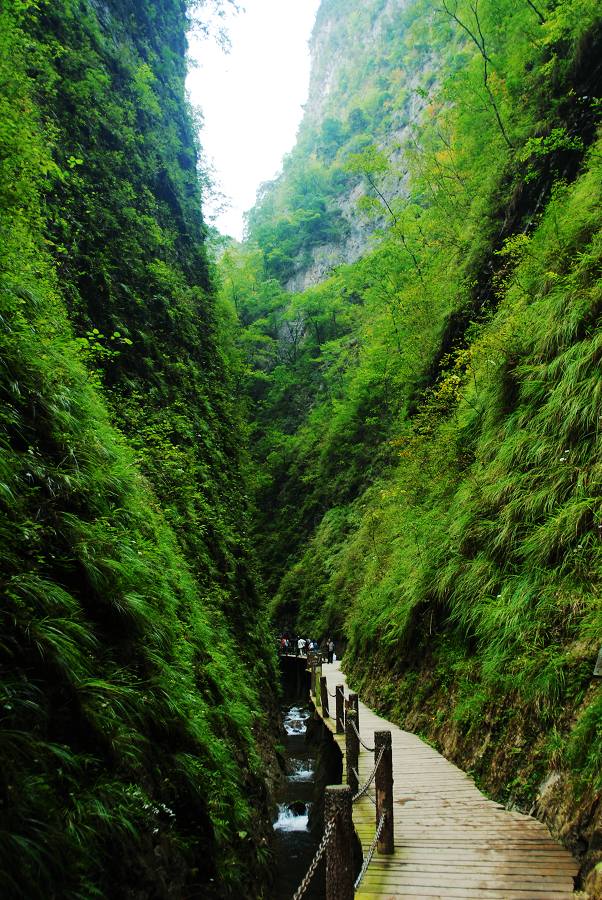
[525,0,545,23]
[440,0,513,149]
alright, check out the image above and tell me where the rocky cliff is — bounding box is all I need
[247,0,443,290]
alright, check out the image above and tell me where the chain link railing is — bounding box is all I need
[291,813,337,900]
[354,812,387,890]
[350,718,375,752]
[293,670,394,898]
[352,744,385,802]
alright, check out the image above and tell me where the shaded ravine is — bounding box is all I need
[272,660,342,899]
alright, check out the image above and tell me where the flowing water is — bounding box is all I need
[271,702,325,899]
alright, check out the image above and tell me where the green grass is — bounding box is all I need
[0,3,275,897]
[230,0,602,822]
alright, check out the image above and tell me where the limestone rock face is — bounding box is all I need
[255,0,436,291]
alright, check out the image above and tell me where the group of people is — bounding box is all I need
[277,635,336,663]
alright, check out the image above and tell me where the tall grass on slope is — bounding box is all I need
[0,6,270,897]
[343,138,601,792]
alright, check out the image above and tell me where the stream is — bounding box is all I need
[271,659,342,899]
[272,702,324,899]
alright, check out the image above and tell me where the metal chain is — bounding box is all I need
[291,814,337,900]
[350,766,376,806]
[352,745,385,802]
[354,812,387,890]
[350,719,375,752]
[328,688,338,698]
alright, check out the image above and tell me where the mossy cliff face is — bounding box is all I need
[246,0,439,291]
[222,0,602,892]
[0,1,274,897]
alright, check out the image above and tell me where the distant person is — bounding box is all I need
[297,636,306,656]
[327,638,335,663]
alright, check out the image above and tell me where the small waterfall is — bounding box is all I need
[271,657,343,899]
[271,683,324,899]
[287,758,316,782]
[283,706,311,735]
[273,802,310,832]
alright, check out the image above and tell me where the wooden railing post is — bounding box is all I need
[348,692,359,733]
[374,730,394,854]
[308,655,316,699]
[335,684,344,734]
[320,675,329,717]
[325,785,354,900]
[345,708,359,795]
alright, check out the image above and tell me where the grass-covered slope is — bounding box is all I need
[344,141,602,834]
[0,2,274,897]
[224,0,602,888]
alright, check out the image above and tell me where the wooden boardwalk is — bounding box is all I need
[317,661,578,899]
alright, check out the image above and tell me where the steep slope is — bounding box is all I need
[223,0,602,892]
[0,2,273,897]
[245,0,444,289]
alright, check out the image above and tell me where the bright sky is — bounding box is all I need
[187,0,321,240]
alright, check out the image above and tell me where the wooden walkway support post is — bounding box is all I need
[325,785,354,900]
[345,708,359,795]
[312,664,578,899]
[374,730,394,854]
[320,675,329,717]
[335,684,344,734]
[348,692,359,733]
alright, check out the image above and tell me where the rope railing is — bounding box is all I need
[291,813,338,900]
[350,766,380,805]
[354,812,387,891]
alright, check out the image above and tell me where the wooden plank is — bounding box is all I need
[365,846,572,856]
[355,885,572,900]
[316,662,578,899]
[366,861,577,875]
[356,828,565,839]
[360,869,574,882]
[360,871,572,888]
[359,882,574,896]
[355,836,574,852]
[368,850,574,862]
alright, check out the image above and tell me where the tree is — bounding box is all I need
[440,0,514,149]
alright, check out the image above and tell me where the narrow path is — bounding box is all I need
[317,661,578,899]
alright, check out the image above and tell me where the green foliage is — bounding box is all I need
[0,1,274,897]
[247,161,349,281]
[518,126,585,181]
[227,0,602,818]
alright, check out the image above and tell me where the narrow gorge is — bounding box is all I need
[0,0,600,897]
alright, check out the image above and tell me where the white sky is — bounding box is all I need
[187,1,321,240]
